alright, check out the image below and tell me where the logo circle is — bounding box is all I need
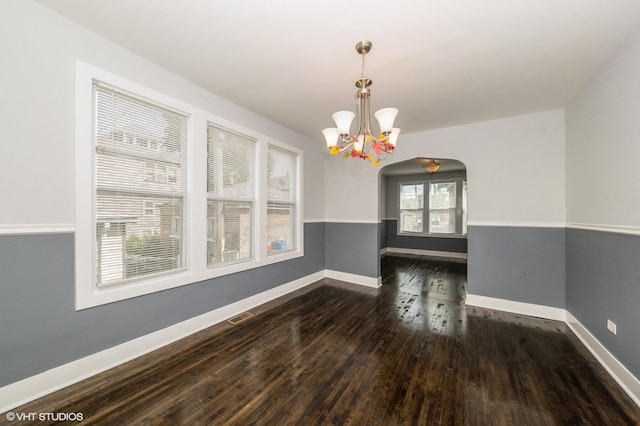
[5,412,16,421]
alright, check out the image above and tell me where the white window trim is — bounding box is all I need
[265,143,301,256]
[75,61,303,310]
[397,177,467,239]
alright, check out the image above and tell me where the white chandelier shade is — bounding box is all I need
[374,108,399,134]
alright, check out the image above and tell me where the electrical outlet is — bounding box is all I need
[607,319,617,335]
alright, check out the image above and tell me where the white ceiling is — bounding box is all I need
[37,0,640,145]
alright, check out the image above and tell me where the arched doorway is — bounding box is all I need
[378,157,468,297]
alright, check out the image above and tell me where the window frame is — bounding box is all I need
[398,183,425,233]
[75,61,303,310]
[428,181,457,235]
[266,144,299,256]
[206,124,257,267]
[397,177,467,238]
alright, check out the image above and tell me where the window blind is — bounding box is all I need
[207,124,255,265]
[94,82,188,286]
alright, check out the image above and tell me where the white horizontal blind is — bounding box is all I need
[207,124,255,265]
[267,146,296,254]
[94,82,188,287]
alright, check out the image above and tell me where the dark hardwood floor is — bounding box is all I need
[4,254,640,425]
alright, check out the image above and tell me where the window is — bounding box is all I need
[75,62,304,309]
[207,125,255,265]
[462,180,468,235]
[267,146,297,254]
[399,184,424,233]
[143,202,154,215]
[398,179,467,236]
[94,82,188,287]
[429,182,456,234]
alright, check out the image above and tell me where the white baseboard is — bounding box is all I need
[465,293,566,321]
[324,269,382,288]
[0,271,324,413]
[565,312,640,407]
[384,247,468,260]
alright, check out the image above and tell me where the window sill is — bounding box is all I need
[76,248,304,310]
[397,232,467,239]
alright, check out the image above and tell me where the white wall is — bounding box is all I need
[325,109,566,225]
[0,0,325,227]
[566,26,640,227]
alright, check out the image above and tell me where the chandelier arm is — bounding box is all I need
[338,140,355,152]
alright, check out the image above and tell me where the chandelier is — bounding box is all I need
[424,159,441,173]
[322,40,400,166]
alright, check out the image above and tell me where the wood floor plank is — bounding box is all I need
[4,254,640,425]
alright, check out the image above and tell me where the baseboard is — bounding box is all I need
[324,270,382,288]
[565,312,640,407]
[0,271,325,413]
[384,247,468,260]
[465,293,566,321]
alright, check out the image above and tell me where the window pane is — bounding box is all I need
[207,126,254,199]
[95,83,187,287]
[96,194,184,285]
[400,210,423,233]
[429,182,456,234]
[207,201,252,265]
[268,147,295,201]
[429,209,456,234]
[400,184,424,209]
[429,182,456,209]
[267,204,293,254]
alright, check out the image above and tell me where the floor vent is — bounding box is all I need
[227,311,254,325]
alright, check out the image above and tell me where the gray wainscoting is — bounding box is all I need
[0,222,325,386]
[325,222,380,278]
[566,227,640,380]
[382,219,468,253]
[467,225,565,308]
